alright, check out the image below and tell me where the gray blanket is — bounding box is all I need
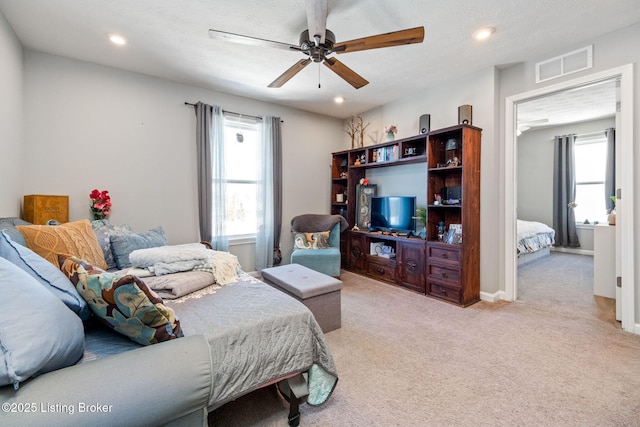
[166,273,338,409]
[291,214,348,233]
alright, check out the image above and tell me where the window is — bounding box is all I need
[223,115,259,238]
[573,134,608,224]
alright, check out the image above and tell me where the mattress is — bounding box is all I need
[166,272,338,409]
[517,219,555,254]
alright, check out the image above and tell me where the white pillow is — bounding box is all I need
[0,257,84,389]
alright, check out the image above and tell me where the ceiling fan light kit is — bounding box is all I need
[208,0,424,90]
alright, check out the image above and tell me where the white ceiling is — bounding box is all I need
[1,0,638,121]
[517,78,618,133]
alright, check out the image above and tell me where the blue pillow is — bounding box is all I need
[110,226,168,269]
[91,220,133,270]
[0,230,90,321]
[0,217,31,246]
[0,257,85,389]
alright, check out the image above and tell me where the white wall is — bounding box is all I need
[22,51,344,271]
[366,163,428,209]
[0,12,23,216]
[348,66,501,295]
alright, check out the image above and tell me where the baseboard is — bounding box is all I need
[551,247,594,256]
[480,290,505,303]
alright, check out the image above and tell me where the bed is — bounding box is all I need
[164,272,338,413]
[517,219,556,266]
[98,243,338,425]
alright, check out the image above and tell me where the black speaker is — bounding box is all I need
[419,114,430,134]
[458,105,472,125]
[442,186,462,202]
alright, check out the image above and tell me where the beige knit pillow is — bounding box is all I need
[17,219,107,270]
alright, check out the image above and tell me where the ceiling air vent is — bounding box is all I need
[535,45,593,83]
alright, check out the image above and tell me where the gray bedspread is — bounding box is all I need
[166,273,338,409]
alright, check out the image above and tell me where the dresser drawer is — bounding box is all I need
[427,243,461,264]
[427,264,461,284]
[366,257,396,284]
[427,281,461,304]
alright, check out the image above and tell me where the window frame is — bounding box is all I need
[573,134,608,224]
[222,114,260,241]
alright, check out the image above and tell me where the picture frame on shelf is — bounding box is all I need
[356,184,377,229]
[446,224,462,244]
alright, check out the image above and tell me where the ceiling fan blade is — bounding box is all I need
[268,59,312,88]
[334,26,425,54]
[209,29,300,52]
[306,0,328,44]
[323,57,369,89]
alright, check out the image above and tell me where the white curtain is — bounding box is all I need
[255,116,276,270]
[210,105,229,251]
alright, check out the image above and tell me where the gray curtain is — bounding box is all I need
[255,116,282,270]
[604,128,616,212]
[552,134,580,247]
[195,102,212,243]
[271,117,283,265]
[195,102,228,251]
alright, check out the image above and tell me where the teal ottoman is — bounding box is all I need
[262,264,343,333]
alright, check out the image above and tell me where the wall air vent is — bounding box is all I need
[535,45,593,83]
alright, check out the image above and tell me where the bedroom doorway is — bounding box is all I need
[504,64,635,333]
[515,79,616,311]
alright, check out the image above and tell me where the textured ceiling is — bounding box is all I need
[0,0,638,121]
[517,79,618,133]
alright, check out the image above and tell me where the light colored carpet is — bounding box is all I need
[209,253,640,426]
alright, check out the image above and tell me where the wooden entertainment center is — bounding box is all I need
[331,124,481,306]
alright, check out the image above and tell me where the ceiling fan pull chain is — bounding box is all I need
[318,63,321,88]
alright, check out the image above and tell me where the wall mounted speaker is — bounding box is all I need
[419,114,431,134]
[458,105,473,125]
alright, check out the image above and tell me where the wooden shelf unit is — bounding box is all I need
[425,124,481,306]
[332,124,481,306]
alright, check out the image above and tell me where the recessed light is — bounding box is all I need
[334,96,345,104]
[109,34,127,45]
[472,27,495,41]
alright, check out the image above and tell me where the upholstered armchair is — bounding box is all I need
[290,214,348,278]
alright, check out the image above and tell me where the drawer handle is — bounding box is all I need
[440,253,448,259]
[376,267,385,275]
[441,272,448,278]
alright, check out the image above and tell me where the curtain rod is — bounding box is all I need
[184,102,283,123]
[576,130,610,139]
[550,129,611,141]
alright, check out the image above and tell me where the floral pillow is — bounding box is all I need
[293,231,331,250]
[58,254,183,345]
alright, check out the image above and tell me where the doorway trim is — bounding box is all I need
[503,64,635,333]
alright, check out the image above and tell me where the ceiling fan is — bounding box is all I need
[517,119,549,135]
[208,0,424,89]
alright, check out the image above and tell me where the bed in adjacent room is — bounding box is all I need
[517,219,556,266]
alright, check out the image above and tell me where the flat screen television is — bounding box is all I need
[370,196,416,233]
